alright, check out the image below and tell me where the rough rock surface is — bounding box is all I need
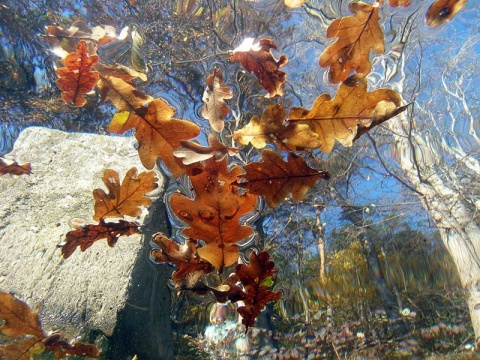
[0,127,173,359]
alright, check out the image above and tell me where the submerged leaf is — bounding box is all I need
[201,68,233,132]
[174,133,239,165]
[230,38,288,98]
[426,0,467,27]
[0,292,43,339]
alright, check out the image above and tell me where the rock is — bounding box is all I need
[0,127,173,359]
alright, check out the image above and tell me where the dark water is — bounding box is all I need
[1,0,479,359]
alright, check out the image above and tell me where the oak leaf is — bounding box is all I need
[289,75,402,153]
[426,0,467,27]
[173,133,239,165]
[59,219,139,259]
[150,233,214,281]
[201,68,233,132]
[230,38,288,98]
[108,98,201,174]
[56,40,99,107]
[43,333,100,358]
[233,104,320,151]
[93,168,158,221]
[0,157,31,176]
[97,75,152,112]
[170,158,258,270]
[235,150,329,208]
[235,251,281,331]
[387,0,410,6]
[319,1,384,83]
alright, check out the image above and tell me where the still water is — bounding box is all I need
[1,0,479,359]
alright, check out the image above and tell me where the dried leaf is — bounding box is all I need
[230,38,288,98]
[201,68,233,132]
[236,150,329,208]
[233,104,320,150]
[0,291,43,339]
[59,219,139,259]
[319,1,384,83]
[0,157,31,176]
[170,158,258,270]
[0,338,44,360]
[56,40,99,107]
[285,0,306,7]
[174,133,239,165]
[289,75,402,153]
[93,168,157,221]
[150,233,214,281]
[235,251,281,331]
[387,0,410,6]
[426,0,467,27]
[108,98,201,174]
[43,333,100,358]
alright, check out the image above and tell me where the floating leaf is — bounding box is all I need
[59,219,139,259]
[0,157,31,176]
[233,104,320,150]
[201,68,233,132]
[174,133,238,165]
[0,291,43,339]
[235,150,329,208]
[43,333,100,358]
[235,251,281,331]
[150,233,214,281]
[93,168,158,221]
[289,75,402,153]
[56,40,99,107]
[97,75,152,112]
[319,1,384,83]
[170,158,257,270]
[230,38,288,98]
[387,0,410,6]
[426,0,467,27]
[108,98,201,174]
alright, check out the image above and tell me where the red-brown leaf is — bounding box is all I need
[150,233,214,281]
[0,157,31,176]
[59,219,139,259]
[0,291,44,339]
[230,38,288,98]
[56,40,99,107]
[235,251,281,331]
[425,0,467,27]
[43,333,100,358]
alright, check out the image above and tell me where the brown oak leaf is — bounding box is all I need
[201,68,233,132]
[56,40,99,107]
[93,168,158,221]
[173,133,239,165]
[426,0,467,27]
[43,333,100,358]
[235,150,329,208]
[0,291,43,339]
[235,251,281,331]
[319,1,384,83]
[230,38,288,98]
[59,219,139,259]
[233,104,320,151]
[170,158,258,270]
[0,157,31,176]
[108,98,201,174]
[289,75,402,153]
[387,0,410,6]
[150,233,214,281]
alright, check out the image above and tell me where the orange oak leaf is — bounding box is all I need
[387,0,410,6]
[289,75,402,153]
[233,104,320,151]
[93,168,158,221]
[170,158,258,270]
[319,1,384,83]
[150,233,214,281]
[201,68,233,132]
[235,150,329,208]
[0,291,43,339]
[230,38,288,98]
[426,0,467,27]
[235,251,281,331]
[173,133,239,165]
[56,40,99,107]
[108,98,201,174]
[0,157,31,176]
[59,219,139,259]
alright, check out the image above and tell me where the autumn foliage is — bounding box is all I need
[25,0,466,336]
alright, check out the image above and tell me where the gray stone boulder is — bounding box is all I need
[0,127,173,359]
